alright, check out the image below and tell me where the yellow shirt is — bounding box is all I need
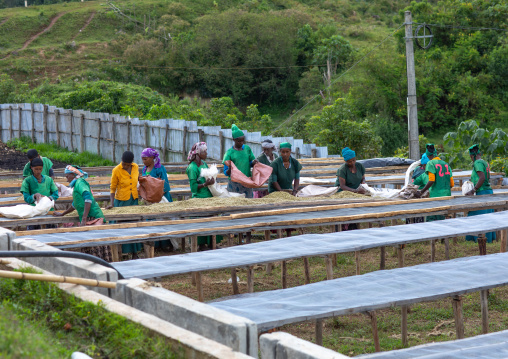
[110,163,139,201]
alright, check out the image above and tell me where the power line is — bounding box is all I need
[271,23,405,135]
[416,22,508,32]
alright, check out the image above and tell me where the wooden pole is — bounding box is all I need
[230,268,239,295]
[163,124,169,162]
[247,266,254,293]
[303,257,311,284]
[80,114,85,153]
[325,255,333,280]
[355,251,360,275]
[431,239,436,262]
[478,233,487,256]
[379,222,385,270]
[68,110,74,151]
[195,271,203,302]
[0,107,2,141]
[444,238,450,260]
[111,117,116,163]
[401,305,408,346]
[126,121,131,151]
[55,109,61,146]
[501,229,507,253]
[180,238,186,252]
[191,235,198,253]
[18,106,22,138]
[452,295,465,339]
[212,235,217,250]
[480,290,489,334]
[219,130,225,160]
[0,269,116,288]
[198,128,204,142]
[43,105,48,143]
[266,262,272,274]
[110,244,119,262]
[281,260,287,289]
[238,232,243,245]
[405,11,420,161]
[311,148,317,158]
[182,125,188,161]
[264,230,271,241]
[397,244,404,268]
[143,242,154,258]
[276,229,283,238]
[30,103,35,142]
[295,147,300,159]
[8,106,13,140]
[368,311,381,352]
[315,319,323,346]
[97,119,102,156]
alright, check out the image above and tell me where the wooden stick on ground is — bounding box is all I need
[0,269,116,288]
[315,319,323,346]
[401,305,408,346]
[480,289,489,334]
[230,268,239,295]
[452,295,465,339]
[368,311,381,352]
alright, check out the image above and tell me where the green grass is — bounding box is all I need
[8,136,115,167]
[0,266,183,359]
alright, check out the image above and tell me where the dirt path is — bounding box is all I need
[19,12,68,51]
[72,11,96,40]
[0,17,10,27]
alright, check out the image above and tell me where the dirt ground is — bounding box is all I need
[0,141,66,171]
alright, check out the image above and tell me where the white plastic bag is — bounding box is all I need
[360,183,401,199]
[55,182,73,198]
[0,196,54,219]
[462,181,474,196]
[404,160,421,187]
[296,185,338,197]
[200,164,245,198]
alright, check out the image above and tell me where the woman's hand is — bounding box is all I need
[53,211,63,217]
[79,221,87,227]
[205,178,215,186]
[251,160,259,166]
[465,189,475,196]
[291,189,298,196]
[33,193,43,203]
[105,203,114,210]
[224,160,232,167]
[356,187,367,195]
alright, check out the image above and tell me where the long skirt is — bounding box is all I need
[466,189,496,243]
[114,195,143,253]
[227,180,253,198]
[81,218,112,262]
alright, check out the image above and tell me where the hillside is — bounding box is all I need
[0,0,506,158]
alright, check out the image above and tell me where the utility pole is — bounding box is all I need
[404,11,420,160]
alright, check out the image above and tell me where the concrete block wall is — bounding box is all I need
[260,332,350,359]
[113,278,258,356]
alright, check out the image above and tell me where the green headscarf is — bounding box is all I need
[231,124,244,139]
[425,143,437,158]
[469,144,481,156]
[279,142,292,149]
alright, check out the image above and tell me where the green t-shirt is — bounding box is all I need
[425,159,453,198]
[186,161,213,198]
[268,156,302,193]
[471,159,491,193]
[23,157,53,178]
[412,167,428,190]
[335,162,366,191]
[223,145,256,177]
[72,178,104,222]
[257,152,278,166]
[20,175,58,206]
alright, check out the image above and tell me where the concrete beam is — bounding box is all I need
[0,227,16,251]
[114,278,258,356]
[260,332,349,359]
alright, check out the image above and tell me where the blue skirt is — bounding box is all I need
[466,189,496,243]
[114,195,143,253]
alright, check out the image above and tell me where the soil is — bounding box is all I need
[0,141,67,171]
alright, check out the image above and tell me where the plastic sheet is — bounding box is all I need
[210,252,508,331]
[357,157,415,169]
[358,329,508,359]
[112,210,508,279]
[20,193,508,250]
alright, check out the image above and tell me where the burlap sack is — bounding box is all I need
[230,162,273,188]
[138,175,164,203]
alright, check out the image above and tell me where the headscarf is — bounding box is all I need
[342,147,356,161]
[261,139,276,149]
[425,143,437,158]
[141,148,161,169]
[279,142,292,149]
[231,124,244,139]
[188,142,207,162]
[421,153,430,166]
[469,144,481,156]
[65,165,88,188]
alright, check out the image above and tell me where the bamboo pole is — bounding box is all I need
[0,259,11,264]
[0,269,116,288]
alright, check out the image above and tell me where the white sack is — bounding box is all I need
[462,181,474,196]
[360,183,401,199]
[404,160,421,187]
[55,182,73,198]
[296,185,338,198]
[200,164,245,198]
[0,196,54,219]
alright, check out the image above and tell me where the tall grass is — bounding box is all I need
[8,136,115,167]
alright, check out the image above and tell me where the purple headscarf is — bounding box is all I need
[188,142,207,162]
[141,148,161,168]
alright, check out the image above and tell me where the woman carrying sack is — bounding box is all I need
[255,139,278,198]
[53,166,112,262]
[141,148,172,203]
